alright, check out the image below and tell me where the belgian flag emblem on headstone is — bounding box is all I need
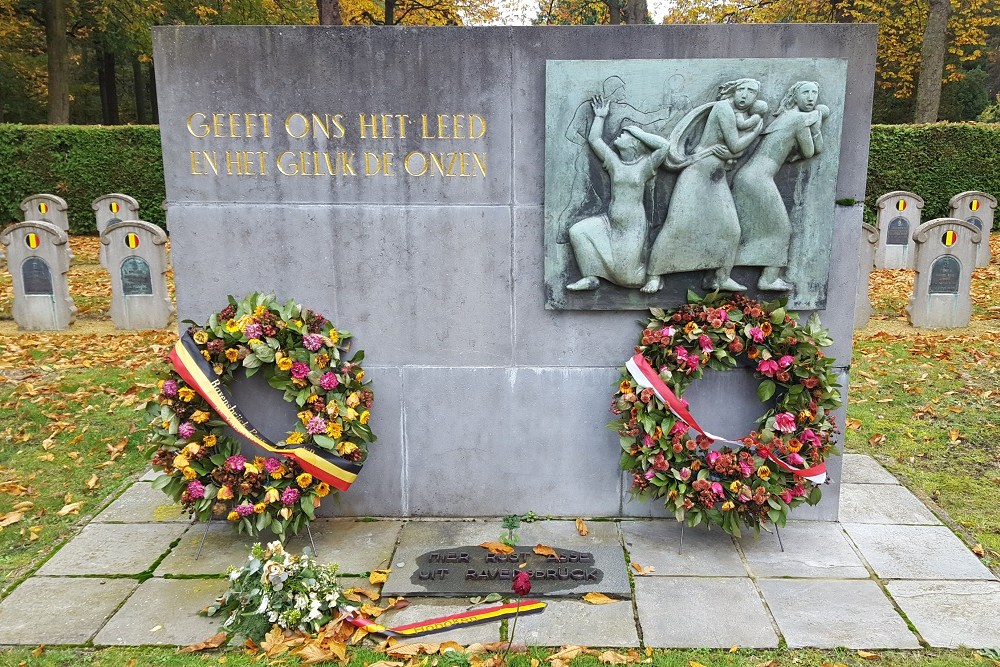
[971,199,980,212]
[896,200,906,211]
[124,233,140,249]
[943,230,957,247]
[38,202,48,215]
[110,201,120,214]
[24,233,39,249]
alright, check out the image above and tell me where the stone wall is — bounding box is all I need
[153,25,877,519]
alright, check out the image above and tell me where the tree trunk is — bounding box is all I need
[133,57,147,123]
[624,0,647,23]
[385,0,395,24]
[45,0,70,124]
[317,0,343,25]
[606,0,620,24]
[914,0,952,123]
[97,43,120,125]
[149,62,159,124]
[830,0,852,22]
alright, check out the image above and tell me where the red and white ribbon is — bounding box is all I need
[625,352,826,484]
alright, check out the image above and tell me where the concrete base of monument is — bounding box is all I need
[1,454,997,649]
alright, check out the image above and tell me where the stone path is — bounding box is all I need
[1,454,998,649]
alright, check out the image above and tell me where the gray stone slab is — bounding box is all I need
[739,521,869,579]
[154,26,513,206]
[839,483,940,525]
[37,522,188,576]
[375,598,507,645]
[516,598,640,647]
[634,577,778,647]
[384,520,629,598]
[621,520,745,577]
[759,579,919,648]
[285,518,403,574]
[154,523,258,576]
[167,205,514,367]
[0,577,138,645]
[886,580,1000,648]
[95,481,193,523]
[402,367,623,517]
[94,577,228,646]
[844,524,997,580]
[139,468,159,482]
[841,453,900,485]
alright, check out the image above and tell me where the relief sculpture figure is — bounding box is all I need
[566,95,671,291]
[641,79,766,294]
[731,81,830,291]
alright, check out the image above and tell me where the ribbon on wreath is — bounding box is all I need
[168,332,362,491]
[344,599,547,638]
[625,352,826,484]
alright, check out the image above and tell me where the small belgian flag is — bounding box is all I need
[971,199,980,212]
[942,230,957,247]
[124,233,140,249]
[110,201,120,214]
[896,199,906,212]
[37,202,48,215]
[24,233,39,249]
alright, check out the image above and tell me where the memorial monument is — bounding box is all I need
[874,191,923,269]
[153,24,877,520]
[93,193,141,267]
[907,218,981,329]
[100,219,173,330]
[0,220,76,330]
[949,191,995,268]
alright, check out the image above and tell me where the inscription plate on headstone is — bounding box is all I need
[22,258,54,295]
[886,217,910,245]
[966,216,983,231]
[121,256,153,296]
[928,256,961,294]
[403,545,620,597]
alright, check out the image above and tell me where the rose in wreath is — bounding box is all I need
[146,292,375,539]
[611,291,841,537]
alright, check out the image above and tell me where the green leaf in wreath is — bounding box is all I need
[807,486,823,506]
[686,289,703,304]
[757,380,776,402]
[769,307,786,325]
[151,473,172,490]
[312,434,337,451]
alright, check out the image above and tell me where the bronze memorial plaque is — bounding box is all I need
[406,545,620,596]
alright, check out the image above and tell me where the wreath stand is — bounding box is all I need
[195,517,319,560]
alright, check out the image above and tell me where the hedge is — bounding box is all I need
[1,122,998,234]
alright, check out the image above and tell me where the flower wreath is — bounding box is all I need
[146,292,375,539]
[611,292,841,537]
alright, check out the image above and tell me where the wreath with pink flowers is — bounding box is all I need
[145,292,375,540]
[611,291,841,537]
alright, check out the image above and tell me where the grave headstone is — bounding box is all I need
[907,218,981,329]
[153,24,878,521]
[20,194,73,264]
[100,220,173,330]
[92,194,141,267]
[854,222,878,329]
[0,221,76,330]
[948,191,995,268]
[874,191,923,269]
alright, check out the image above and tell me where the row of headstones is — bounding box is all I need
[857,215,984,329]
[875,190,995,269]
[0,193,174,331]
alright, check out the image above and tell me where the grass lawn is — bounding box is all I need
[0,235,998,664]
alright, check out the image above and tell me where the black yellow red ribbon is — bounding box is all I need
[168,332,362,491]
[345,600,547,638]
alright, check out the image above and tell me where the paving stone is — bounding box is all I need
[516,598,640,647]
[37,522,188,576]
[839,483,940,524]
[94,481,192,523]
[384,520,630,598]
[841,454,900,485]
[93,577,228,646]
[621,520,745,577]
[0,577,138,645]
[139,468,160,482]
[886,580,1000,648]
[285,518,403,575]
[375,597,508,645]
[155,523,258,576]
[844,524,997,580]
[759,579,919,648]
[634,577,778,647]
[739,522,869,579]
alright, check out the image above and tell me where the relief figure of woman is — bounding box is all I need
[731,80,830,291]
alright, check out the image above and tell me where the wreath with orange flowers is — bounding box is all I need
[611,292,841,537]
[145,292,375,540]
